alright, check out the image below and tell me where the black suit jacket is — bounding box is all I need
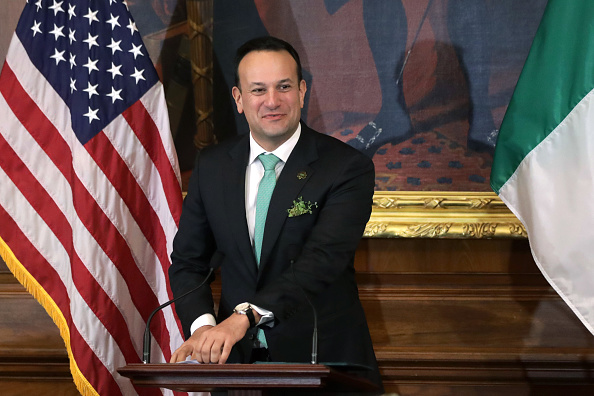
[169,123,382,390]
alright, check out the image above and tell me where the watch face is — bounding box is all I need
[234,302,250,312]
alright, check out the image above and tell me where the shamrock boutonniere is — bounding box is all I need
[287,196,318,217]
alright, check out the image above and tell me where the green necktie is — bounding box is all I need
[253,154,280,349]
[254,153,280,265]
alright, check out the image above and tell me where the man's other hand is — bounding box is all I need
[169,314,250,364]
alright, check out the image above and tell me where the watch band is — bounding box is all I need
[234,303,256,328]
[244,307,256,328]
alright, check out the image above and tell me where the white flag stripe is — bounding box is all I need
[0,166,136,396]
[140,84,182,184]
[72,218,147,354]
[0,93,74,218]
[499,88,594,334]
[70,139,167,294]
[5,36,74,149]
[103,111,179,261]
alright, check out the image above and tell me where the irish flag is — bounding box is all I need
[491,0,594,334]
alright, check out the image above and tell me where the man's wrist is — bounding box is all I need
[233,302,256,328]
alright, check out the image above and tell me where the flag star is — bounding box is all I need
[35,0,42,12]
[83,82,99,99]
[123,0,129,10]
[31,21,42,37]
[69,53,76,69]
[127,18,138,35]
[129,43,143,59]
[84,107,100,123]
[49,24,65,41]
[84,8,99,25]
[49,0,64,16]
[69,28,76,44]
[68,4,76,20]
[107,62,123,78]
[50,48,65,65]
[83,33,99,49]
[131,67,145,84]
[107,14,120,30]
[70,77,77,93]
[107,38,122,54]
[83,58,99,74]
[107,87,123,103]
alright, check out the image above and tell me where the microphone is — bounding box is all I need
[288,245,318,365]
[142,252,224,364]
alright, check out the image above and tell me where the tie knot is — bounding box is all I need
[258,153,280,171]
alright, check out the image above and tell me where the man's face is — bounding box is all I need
[232,50,306,151]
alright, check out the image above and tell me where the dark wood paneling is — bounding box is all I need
[2,239,594,395]
[355,239,594,395]
[0,258,78,395]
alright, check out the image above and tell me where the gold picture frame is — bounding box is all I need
[365,191,525,238]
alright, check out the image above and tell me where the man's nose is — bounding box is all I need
[264,90,280,108]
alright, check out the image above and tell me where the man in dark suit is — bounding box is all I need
[169,36,382,391]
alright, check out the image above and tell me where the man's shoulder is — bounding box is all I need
[198,133,247,161]
[303,124,373,165]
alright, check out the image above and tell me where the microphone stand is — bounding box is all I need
[143,252,222,364]
[290,255,318,365]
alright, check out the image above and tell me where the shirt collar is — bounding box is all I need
[248,123,301,165]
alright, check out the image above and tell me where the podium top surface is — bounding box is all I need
[118,363,379,393]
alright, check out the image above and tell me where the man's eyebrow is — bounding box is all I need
[246,78,295,89]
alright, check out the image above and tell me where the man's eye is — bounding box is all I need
[251,88,265,95]
[279,85,291,91]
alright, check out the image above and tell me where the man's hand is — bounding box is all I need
[169,314,251,364]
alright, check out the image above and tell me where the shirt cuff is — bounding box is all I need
[190,313,216,335]
[251,303,274,327]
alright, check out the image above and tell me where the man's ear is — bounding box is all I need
[299,80,307,109]
[232,86,244,114]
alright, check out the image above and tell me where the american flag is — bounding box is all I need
[0,0,185,395]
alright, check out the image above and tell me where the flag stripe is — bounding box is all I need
[84,132,171,275]
[491,0,594,192]
[0,171,127,396]
[0,130,144,367]
[82,132,175,355]
[123,99,182,225]
[0,63,72,178]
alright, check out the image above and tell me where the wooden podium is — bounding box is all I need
[118,363,380,395]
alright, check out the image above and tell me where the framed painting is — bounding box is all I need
[209,0,549,238]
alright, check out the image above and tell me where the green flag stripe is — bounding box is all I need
[491,0,594,192]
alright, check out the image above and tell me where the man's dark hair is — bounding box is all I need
[233,36,303,88]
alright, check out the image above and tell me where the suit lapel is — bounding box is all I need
[258,126,318,273]
[224,135,258,272]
